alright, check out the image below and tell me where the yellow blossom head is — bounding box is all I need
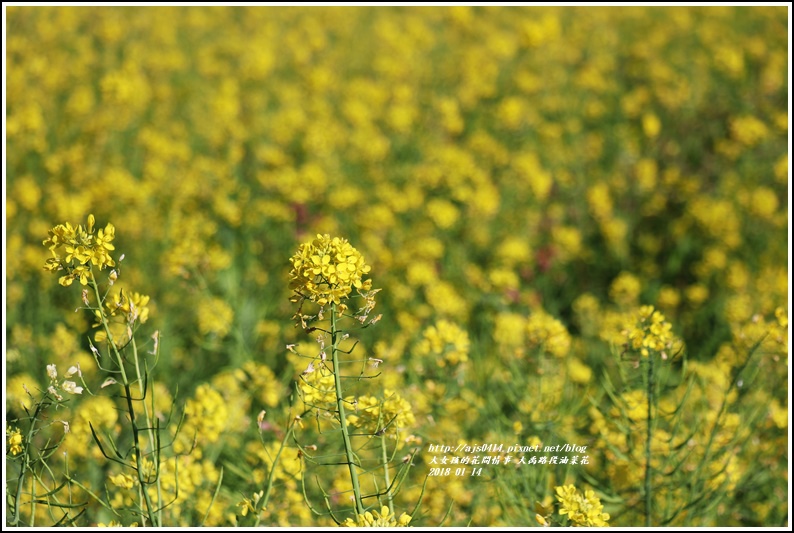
[7,427,24,456]
[555,484,610,527]
[345,390,416,441]
[342,506,411,527]
[43,214,116,286]
[623,305,682,359]
[289,234,372,312]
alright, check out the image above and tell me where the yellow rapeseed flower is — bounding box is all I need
[526,310,571,358]
[43,214,116,286]
[108,472,136,490]
[623,305,681,359]
[7,427,24,456]
[290,234,372,313]
[346,390,416,440]
[555,484,610,527]
[237,490,264,517]
[300,366,338,409]
[415,320,470,367]
[342,506,411,527]
[105,288,151,325]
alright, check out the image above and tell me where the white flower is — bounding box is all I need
[64,363,82,378]
[149,330,160,355]
[61,381,84,395]
[47,364,58,380]
[48,385,63,401]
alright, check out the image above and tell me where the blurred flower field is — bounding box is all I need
[4,5,790,527]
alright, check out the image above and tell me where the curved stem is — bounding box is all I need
[90,276,129,386]
[256,418,295,525]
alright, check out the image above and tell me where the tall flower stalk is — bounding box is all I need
[288,234,412,526]
[289,234,374,516]
[330,301,365,514]
[42,214,164,526]
[622,305,679,527]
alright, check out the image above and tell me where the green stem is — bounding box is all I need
[255,420,295,525]
[30,475,37,527]
[90,275,156,526]
[131,336,163,527]
[381,435,394,514]
[11,415,38,525]
[331,303,365,515]
[644,355,654,527]
[90,276,130,387]
[122,382,156,526]
[10,392,55,525]
[65,475,118,513]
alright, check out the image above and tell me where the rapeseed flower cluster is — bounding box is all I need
[43,214,115,286]
[526,309,571,358]
[342,506,412,527]
[414,320,470,368]
[290,234,372,313]
[6,427,24,456]
[174,383,229,456]
[62,396,118,461]
[623,305,680,359]
[346,390,415,440]
[299,364,338,410]
[93,288,151,346]
[555,484,610,527]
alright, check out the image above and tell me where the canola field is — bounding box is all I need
[4,6,790,527]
